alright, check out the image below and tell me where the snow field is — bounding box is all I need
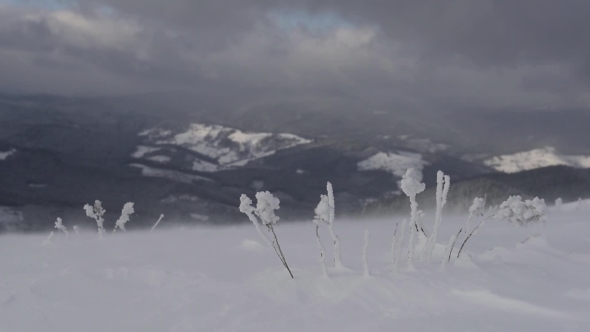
[1,208,590,331]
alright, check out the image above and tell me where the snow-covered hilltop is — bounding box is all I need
[485,147,590,173]
[133,124,312,172]
[0,148,16,161]
[358,151,428,178]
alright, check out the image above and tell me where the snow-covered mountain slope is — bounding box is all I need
[485,147,590,173]
[0,148,16,160]
[136,124,312,172]
[358,151,428,178]
[2,212,590,331]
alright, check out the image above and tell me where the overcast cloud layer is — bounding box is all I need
[0,0,589,111]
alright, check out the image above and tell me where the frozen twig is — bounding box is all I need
[151,214,165,233]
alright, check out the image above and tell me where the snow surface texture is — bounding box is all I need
[485,146,590,173]
[2,208,590,331]
[358,151,428,179]
[137,124,312,172]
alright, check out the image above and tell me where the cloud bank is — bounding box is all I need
[0,0,589,111]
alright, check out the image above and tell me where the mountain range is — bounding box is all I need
[1,92,589,232]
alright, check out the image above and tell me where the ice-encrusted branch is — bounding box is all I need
[151,214,165,233]
[114,202,134,233]
[318,182,345,270]
[313,194,330,277]
[423,172,450,262]
[315,225,329,277]
[401,168,425,270]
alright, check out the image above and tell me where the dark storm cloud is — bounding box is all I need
[0,0,588,110]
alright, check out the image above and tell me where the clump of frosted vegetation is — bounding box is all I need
[54,217,68,239]
[494,196,547,225]
[239,191,294,278]
[400,168,426,197]
[254,192,280,226]
[73,225,80,235]
[84,200,106,238]
[469,197,487,217]
[114,202,135,233]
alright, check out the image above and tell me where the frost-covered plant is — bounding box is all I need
[314,182,344,270]
[362,229,370,277]
[239,191,293,278]
[442,197,485,268]
[401,168,425,270]
[423,171,450,262]
[494,196,547,225]
[54,217,68,239]
[73,225,80,235]
[240,195,272,246]
[151,214,165,233]
[313,194,330,277]
[84,200,106,238]
[255,191,280,226]
[456,196,547,260]
[114,202,134,233]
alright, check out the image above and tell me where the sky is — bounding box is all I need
[0,0,589,112]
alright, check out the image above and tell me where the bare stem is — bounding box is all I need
[447,228,462,262]
[269,225,294,279]
[457,217,489,259]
